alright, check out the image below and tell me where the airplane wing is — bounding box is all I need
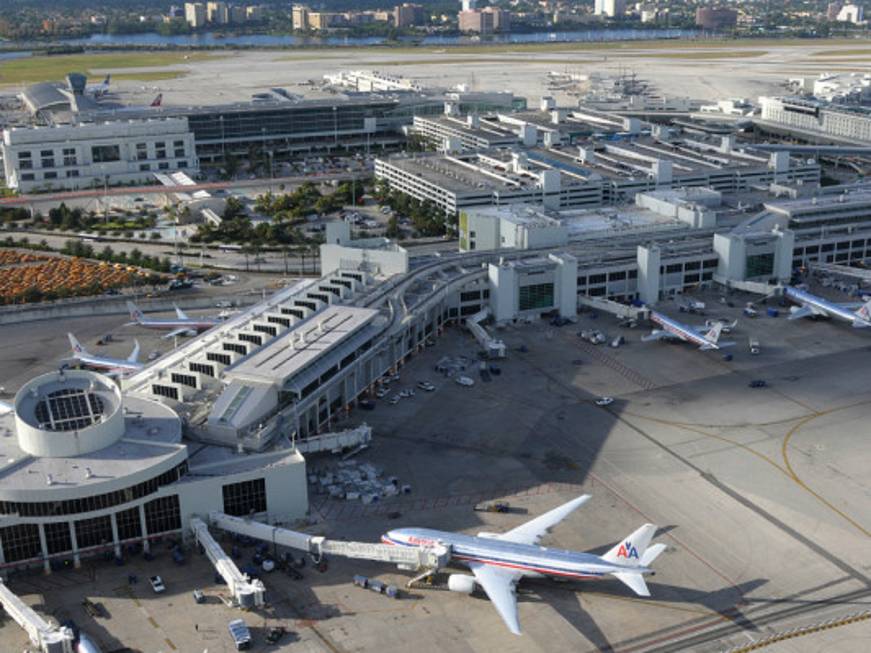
[128,339,141,363]
[469,562,523,635]
[640,330,671,343]
[162,328,195,339]
[496,495,591,546]
[787,305,818,320]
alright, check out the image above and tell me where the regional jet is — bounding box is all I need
[126,301,219,339]
[382,495,666,635]
[63,333,143,377]
[641,310,734,350]
[784,286,871,327]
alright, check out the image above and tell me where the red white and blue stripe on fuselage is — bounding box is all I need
[382,528,624,581]
[136,318,217,331]
[650,311,711,347]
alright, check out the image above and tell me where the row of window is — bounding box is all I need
[0,462,187,517]
[0,494,181,563]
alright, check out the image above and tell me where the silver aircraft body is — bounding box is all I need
[63,334,143,377]
[383,495,665,635]
[785,286,871,327]
[641,310,734,350]
[126,301,219,339]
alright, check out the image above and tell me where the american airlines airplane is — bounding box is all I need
[641,310,734,350]
[126,301,220,339]
[382,495,666,635]
[62,334,143,377]
[86,74,111,98]
[785,286,871,327]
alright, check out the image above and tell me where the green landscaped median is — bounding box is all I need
[0,51,219,86]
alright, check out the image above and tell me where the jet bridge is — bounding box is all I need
[0,579,75,653]
[190,518,266,609]
[208,512,450,574]
[466,308,506,358]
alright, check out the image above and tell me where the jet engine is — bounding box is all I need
[447,574,476,594]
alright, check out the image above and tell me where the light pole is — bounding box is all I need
[332,106,338,150]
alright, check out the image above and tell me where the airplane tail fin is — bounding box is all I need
[128,339,140,363]
[126,301,143,323]
[68,333,86,356]
[150,93,163,107]
[602,523,658,567]
[105,74,111,85]
[702,321,723,344]
[174,304,188,320]
[852,299,871,325]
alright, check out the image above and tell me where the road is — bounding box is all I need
[0,171,367,207]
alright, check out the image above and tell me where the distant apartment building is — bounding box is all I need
[594,0,626,18]
[458,7,509,33]
[695,7,738,29]
[245,5,263,21]
[206,1,229,24]
[836,3,864,23]
[292,4,310,30]
[184,2,207,28]
[394,3,426,28]
[827,2,843,20]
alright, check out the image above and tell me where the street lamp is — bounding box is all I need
[332,106,338,149]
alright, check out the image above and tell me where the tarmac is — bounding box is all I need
[97,41,871,112]
[0,282,869,652]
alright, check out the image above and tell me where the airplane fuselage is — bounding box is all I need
[383,528,649,581]
[650,311,715,349]
[73,353,142,375]
[134,318,217,333]
[784,286,869,325]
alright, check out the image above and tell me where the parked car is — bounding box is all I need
[595,397,614,406]
[455,376,475,387]
[359,399,375,410]
[215,300,233,308]
[417,380,436,391]
[749,379,767,388]
[149,575,166,593]
[266,626,287,644]
[389,395,401,405]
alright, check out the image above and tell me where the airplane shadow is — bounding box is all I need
[514,577,770,649]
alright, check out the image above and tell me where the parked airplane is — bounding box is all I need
[63,333,143,377]
[784,286,871,327]
[382,495,665,635]
[125,301,220,338]
[86,74,111,98]
[642,310,734,350]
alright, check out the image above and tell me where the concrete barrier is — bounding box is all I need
[0,294,260,326]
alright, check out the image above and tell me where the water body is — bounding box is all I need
[6,28,698,50]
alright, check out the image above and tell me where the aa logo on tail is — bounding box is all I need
[617,540,639,559]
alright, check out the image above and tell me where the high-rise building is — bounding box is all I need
[836,3,864,23]
[458,7,508,33]
[394,3,426,28]
[827,2,844,20]
[206,1,229,24]
[245,5,264,21]
[230,5,247,23]
[184,2,207,27]
[594,0,625,17]
[292,4,310,30]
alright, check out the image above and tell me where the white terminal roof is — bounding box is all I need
[0,395,183,496]
[226,304,380,386]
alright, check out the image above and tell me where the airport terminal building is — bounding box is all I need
[0,370,306,573]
